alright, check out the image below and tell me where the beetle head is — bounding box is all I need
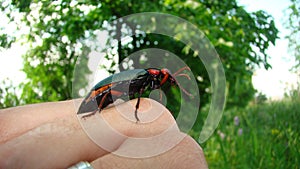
[160,67,193,97]
[146,67,192,97]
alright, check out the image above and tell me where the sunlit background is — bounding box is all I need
[239,0,299,99]
[1,1,299,168]
[0,0,298,100]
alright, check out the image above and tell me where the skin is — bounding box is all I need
[0,98,208,169]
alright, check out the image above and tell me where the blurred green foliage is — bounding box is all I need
[0,0,278,109]
[0,79,20,108]
[285,0,300,70]
[1,1,299,168]
[200,93,300,168]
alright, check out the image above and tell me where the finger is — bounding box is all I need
[94,98,178,137]
[0,114,107,169]
[0,99,82,143]
[0,98,177,169]
[75,98,179,158]
[91,134,208,169]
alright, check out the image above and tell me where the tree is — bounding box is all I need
[0,0,278,110]
[285,0,300,70]
[284,0,300,101]
[0,79,20,108]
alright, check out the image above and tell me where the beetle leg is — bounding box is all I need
[134,87,145,123]
[82,92,110,119]
[159,89,163,102]
[160,73,169,86]
[81,108,99,119]
[135,96,141,123]
[110,90,123,96]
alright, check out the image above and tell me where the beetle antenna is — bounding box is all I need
[172,66,193,97]
[175,73,191,80]
[177,81,194,98]
[173,66,191,76]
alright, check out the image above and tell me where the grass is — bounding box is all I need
[197,96,300,168]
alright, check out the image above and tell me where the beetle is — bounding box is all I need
[77,67,193,122]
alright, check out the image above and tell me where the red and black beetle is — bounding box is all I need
[77,67,192,121]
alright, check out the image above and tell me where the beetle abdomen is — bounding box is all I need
[93,69,147,89]
[77,69,149,115]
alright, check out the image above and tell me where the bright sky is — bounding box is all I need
[0,1,298,99]
[238,0,298,99]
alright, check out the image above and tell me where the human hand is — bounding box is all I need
[0,98,208,169]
